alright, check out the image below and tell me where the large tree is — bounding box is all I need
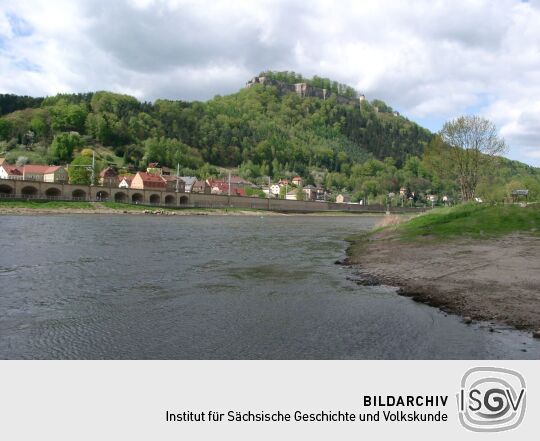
[440,116,507,201]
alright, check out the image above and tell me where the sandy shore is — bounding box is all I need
[347,230,540,332]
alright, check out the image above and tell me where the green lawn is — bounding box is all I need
[0,200,94,209]
[398,203,540,240]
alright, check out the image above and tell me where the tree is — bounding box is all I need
[68,155,95,185]
[49,132,83,163]
[296,186,305,201]
[440,116,507,201]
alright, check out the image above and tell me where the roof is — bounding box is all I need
[292,175,303,181]
[119,175,134,183]
[1,164,22,175]
[512,189,529,195]
[23,165,64,174]
[192,179,207,188]
[99,166,118,178]
[180,176,197,187]
[161,175,184,183]
[209,180,230,192]
[0,158,5,165]
[148,162,160,168]
[304,185,316,189]
[136,172,167,185]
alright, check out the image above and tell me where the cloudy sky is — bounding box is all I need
[1,0,540,166]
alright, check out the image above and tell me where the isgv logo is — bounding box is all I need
[457,367,526,432]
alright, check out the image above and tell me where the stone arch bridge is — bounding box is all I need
[0,179,190,206]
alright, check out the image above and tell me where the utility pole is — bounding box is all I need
[90,150,95,186]
[176,162,180,193]
[228,171,231,197]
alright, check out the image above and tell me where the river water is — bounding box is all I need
[1,214,538,359]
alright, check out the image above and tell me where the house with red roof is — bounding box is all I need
[161,175,185,192]
[0,163,23,180]
[291,176,303,186]
[118,175,134,188]
[130,172,167,190]
[99,166,118,186]
[22,165,68,183]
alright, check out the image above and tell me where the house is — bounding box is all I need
[99,167,118,186]
[161,175,185,192]
[130,172,167,190]
[285,190,298,200]
[0,163,23,180]
[399,186,407,196]
[146,162,162,175]
[180,176,197,192]
[118,175,134,188]
[302,184,317,201]
[228,176,253,189]
[292,176,303,186]
[336,194,350,203]
[161,166,173,176]
[315,187,327,201]
[278,178,289,186]
[22,165,68,183]
[270,184,281,196]
[191,179,210,194]
[208,179,229,195]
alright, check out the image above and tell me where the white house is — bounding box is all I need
[0,163,23,180]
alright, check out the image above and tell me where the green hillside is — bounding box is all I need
[1,72,539,204]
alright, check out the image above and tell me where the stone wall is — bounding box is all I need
[0,178,426,214]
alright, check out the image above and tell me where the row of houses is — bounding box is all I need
[0,158,333,201]
[0,160,69,183]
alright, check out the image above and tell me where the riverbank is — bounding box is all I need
[347,204,540,333]
[0,200,285,216]
[0,200,385,216]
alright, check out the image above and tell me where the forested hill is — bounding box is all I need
[0,80,431,175]
[3,75,538,202]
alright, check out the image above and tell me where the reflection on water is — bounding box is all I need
[0,214,539,359]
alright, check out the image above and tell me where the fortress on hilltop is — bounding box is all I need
[245,76,366,106]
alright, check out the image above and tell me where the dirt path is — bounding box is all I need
[348,232,540,332]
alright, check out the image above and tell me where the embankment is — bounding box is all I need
[347,204,540,332]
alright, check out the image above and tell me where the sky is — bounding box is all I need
[1,0,540,166]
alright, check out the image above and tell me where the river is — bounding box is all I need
[1,214,538,359]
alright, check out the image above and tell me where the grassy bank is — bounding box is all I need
[397,203,540,240]
[0,200,94,210]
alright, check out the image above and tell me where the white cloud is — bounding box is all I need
[0,0,540,165]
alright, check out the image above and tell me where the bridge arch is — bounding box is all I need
[0,184,14,195]
[21,186,39,198]
[96,190,109,201]
[114,192,127,203]
[72,189,86,200]
[45,187,61,198]
[164,195,175,205]
[132,193,143,203]
[179,195,189,205]
[149,194,160,204]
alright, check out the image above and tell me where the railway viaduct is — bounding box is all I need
[0,178,427,213]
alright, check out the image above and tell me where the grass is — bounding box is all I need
[397,203,540,240]
[0,200,94,209]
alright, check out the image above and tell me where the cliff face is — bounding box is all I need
[245,76,365,106]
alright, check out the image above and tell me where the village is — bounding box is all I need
[0,157,354,203]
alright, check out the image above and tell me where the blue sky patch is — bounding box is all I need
[7,13,33,37]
